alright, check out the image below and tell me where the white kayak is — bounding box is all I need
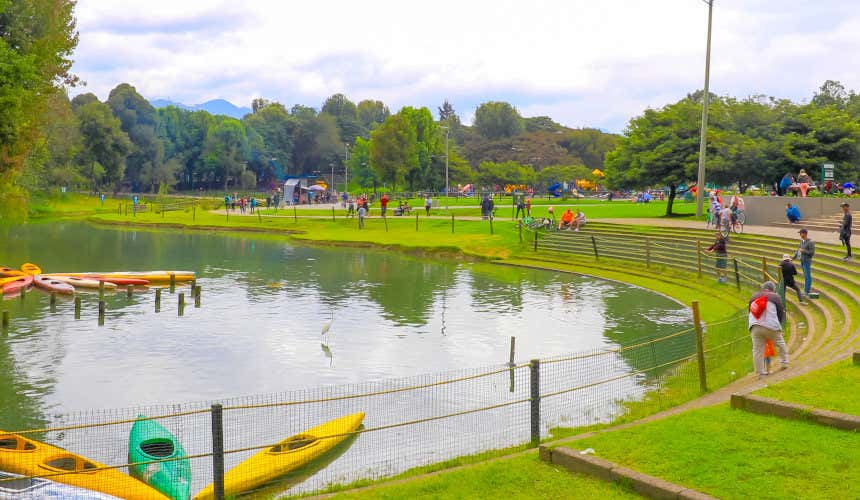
[49,276,118,290]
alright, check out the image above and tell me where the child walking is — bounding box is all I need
[764,339,775,374]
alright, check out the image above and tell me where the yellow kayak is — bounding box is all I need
[0,431,168,499]
[45,271,196,283]
[49,276,118,290]
[0,275,28,286]
[194,412,365,499]
[20,263,42,275]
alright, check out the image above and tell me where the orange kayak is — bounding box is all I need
[1,267,25,278]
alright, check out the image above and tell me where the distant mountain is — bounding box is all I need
[149,98,251,119]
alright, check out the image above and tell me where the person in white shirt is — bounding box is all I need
[748,281,789,376]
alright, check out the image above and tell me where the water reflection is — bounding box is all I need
[0,221,692,430]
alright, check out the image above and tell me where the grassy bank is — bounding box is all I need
[755,358,860,415]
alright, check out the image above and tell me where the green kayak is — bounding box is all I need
[129,415,191,500]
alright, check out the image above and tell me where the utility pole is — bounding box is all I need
[441,126,450,210]
[344,143,350,193]
[695,0,714,217]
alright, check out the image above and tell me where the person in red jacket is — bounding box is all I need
[380,194,390,216]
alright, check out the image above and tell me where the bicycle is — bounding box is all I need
[730,210,745,234]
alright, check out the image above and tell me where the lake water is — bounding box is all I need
[0,221,692,495]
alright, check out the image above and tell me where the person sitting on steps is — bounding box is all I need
[558,209,575,230]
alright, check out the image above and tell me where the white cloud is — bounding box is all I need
[69,0,860,131]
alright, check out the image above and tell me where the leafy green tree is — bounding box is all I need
[22,92,84,191]
[605,98,702,215]
[781,104,860,180]
[811,80,849,108]
[357,100,390,134]
[290,109,341,176]
[243,102,294,184]
[156,106,214,189]
[107,83,164,191]
[346,136,377,190]
[475,160,536,186]
[322,93,364,143]
[438,100,456,121]
[0,0,79,215]
[202,118,248,189]
[370,114,416,189]
[75,100,133,192]
[473,101,524,140]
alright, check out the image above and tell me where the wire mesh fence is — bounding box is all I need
[0,308,752,499]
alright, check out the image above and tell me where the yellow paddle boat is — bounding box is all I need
[0,432,168,499]
[47,271,196,283]
[194,412,365,499]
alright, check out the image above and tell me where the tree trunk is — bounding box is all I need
[665,184,676,216]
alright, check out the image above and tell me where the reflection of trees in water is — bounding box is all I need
[601,290,694,375]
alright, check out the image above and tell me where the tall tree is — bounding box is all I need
[0,0,79,216]
[202,118,248,189]
[243,101,294,185]
[75,100,133,192]
[370,114,416,189]
[321,93,363,143]
[438,100,455,121]
[473,101,524,140]
[605,98,702,215]
[107,83,164,191]
[357,99,390,133]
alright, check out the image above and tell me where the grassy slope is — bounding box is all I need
[571,404,860,499]
[755,359,860,415]
[327,453,640,500]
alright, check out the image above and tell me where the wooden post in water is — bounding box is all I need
[2,311,9,330]
[194,287,201,307]
[692,301,708,393]
[50,293,56,312]
[98,281,105,300]
[126,284,134,299]
[98,300,106,325]
[169,273,176,293]
[697,240,703,277]
[20,287,25,301]
[178,292,185,316]
[155,288,162,312]
[509,337,516,366]
[74,297,81,319]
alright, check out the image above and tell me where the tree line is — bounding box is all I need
[607,80,860,214]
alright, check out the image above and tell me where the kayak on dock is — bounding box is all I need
[50,276,118,290]
[1,274,33,295]
[0,431,169,499]
[194,412,365,499]
[129,415,191,500]
[32,275,75,294]
[20,263,42,276]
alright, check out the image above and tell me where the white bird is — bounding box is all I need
[321,319,332,335]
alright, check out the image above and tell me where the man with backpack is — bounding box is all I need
[748,281,789,377]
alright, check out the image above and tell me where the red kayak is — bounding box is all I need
[2,275,33,295]
[93,276,150,286]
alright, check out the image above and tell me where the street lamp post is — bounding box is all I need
[344,143,350,194]
[695,0,714,217]
[440,126,450,210]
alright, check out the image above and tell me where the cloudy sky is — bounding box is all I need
[70,0,860,132]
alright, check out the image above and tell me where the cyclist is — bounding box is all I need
[730,193,745,225]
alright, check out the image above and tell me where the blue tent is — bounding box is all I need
[547,182,563,197]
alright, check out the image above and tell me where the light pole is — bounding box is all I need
[330,162,335,198]
[344,143,350,193]
[695,0,714,217]
[440,126,450,209]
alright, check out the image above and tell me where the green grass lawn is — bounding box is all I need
[324,452,640,500]
[570,404,860,499]
[754,359,860,415]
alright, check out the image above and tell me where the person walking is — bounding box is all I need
[357,204,366,228]
[515,196,526,219]
[748,281,789,377]
[424,195,433,216]
[706,231,729,283]
[779,254,804,304]
[380,193,389,216]
[839,201,852,261]
[793,228,815,297]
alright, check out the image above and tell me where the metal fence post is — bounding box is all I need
[211,404,225,500]
[733,258,740,290]
[529,359,540,446]
[691,301,708,393]
[451,214,455,233]
[590,236,599,261]
[645,238,651,268]
[489,216,494,235]
[697,240,702,277]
